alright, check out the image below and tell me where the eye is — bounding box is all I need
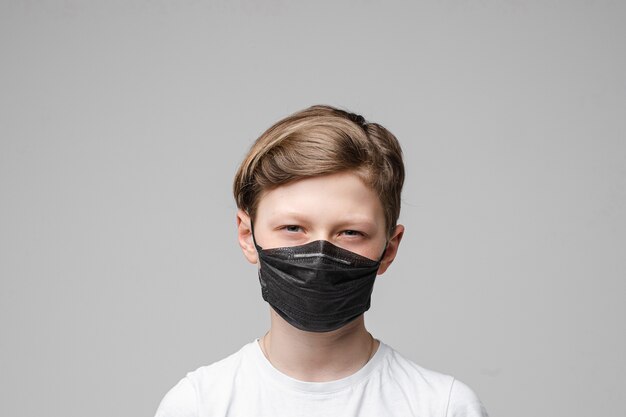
[283,225,303,233]
[340,230,364,237]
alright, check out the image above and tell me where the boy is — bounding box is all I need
[155,105,488,416]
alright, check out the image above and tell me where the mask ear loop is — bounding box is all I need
[377,241,389,263]
[249,219,262,251]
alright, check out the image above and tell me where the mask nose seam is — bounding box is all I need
[292,252,352,265]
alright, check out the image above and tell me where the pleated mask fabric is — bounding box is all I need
[253,232,385,332]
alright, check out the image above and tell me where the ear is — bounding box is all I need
[236,209,258,264]
[377,224,404,275]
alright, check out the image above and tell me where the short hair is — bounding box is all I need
[233,104,405,237]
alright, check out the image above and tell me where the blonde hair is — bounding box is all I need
[233,105,405,237]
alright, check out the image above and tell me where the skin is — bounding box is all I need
[237,170,404,382]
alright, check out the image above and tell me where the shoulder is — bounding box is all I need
[446,378,489,417]
[185,342,250,390]
[154,375,197,417]
[153,342,253,417]
[381,344,488,417]
[382,345,454,395]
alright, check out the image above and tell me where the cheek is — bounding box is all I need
[351,240,387,262]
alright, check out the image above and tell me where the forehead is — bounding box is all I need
[256,171,385,224]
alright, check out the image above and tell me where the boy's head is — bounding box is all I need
[233,104,405,239]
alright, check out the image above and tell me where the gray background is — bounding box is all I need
[1,1,624,416]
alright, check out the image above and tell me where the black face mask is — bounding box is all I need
[251,225,387,332]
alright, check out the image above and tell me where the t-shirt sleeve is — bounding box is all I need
[445,378,489,417]
[154,376,198,417]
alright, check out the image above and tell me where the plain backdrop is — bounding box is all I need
[1,1,625,416]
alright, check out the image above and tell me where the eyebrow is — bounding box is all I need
[268,213,377,229]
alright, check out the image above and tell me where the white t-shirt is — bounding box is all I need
[155,339,488,417]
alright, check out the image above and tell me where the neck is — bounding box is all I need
[259,308,379,382]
